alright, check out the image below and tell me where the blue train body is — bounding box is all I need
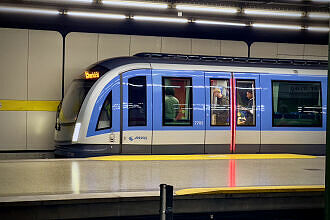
[55,53,328,157]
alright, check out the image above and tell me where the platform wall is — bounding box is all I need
[0,28,62,151]
[0,27,328,152]
[64,33,248,92]
[251,42,328,60]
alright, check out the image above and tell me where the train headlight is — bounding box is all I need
[72,122,81,142]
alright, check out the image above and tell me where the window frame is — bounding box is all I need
[128,76,147,127]
[96,91,112,131]
[210,78,231,127]
[236,79,256,127]
[162,76,193,127]
[271,80,322,128]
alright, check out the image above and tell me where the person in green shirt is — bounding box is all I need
[164,87,179,122]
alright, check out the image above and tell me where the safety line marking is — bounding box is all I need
[89,154,317,161]
[0,100,60,111]
[175,185,325,195]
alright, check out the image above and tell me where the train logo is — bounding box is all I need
[128,136,148,141]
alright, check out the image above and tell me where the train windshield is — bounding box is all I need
[57,64,109,126]
[59,79,94,125]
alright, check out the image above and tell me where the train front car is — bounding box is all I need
[54,53,328,158]
[54,64,111,157]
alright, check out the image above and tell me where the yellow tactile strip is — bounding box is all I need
[175,185,325,195]
[0,100,60,111]
[89,154,316,161]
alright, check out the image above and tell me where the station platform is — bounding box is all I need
[0,154,325,219]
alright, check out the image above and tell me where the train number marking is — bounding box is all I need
[194,121,204,126]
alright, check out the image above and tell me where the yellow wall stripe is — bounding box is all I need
[175,185,325,195]
[0,100,60,111]
[89,154,317,161]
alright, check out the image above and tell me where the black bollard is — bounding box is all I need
[160,184,173,220]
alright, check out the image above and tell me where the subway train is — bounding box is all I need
[54,53,328,157]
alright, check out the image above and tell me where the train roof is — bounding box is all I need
[95,52,328,72]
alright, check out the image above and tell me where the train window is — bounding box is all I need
[210,79,230,126]
[272,81,322,127]
[128,76,147,126]
[236,80,256,126]
[59,79,94,124]
[162,77,192,126]
[96,91,112,130]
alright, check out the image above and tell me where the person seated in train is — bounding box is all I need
[213,87,230,125]
[164,87,180,122]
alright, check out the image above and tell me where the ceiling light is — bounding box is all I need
[25,0,93,3]
[311,0,330,2]
[308,12,330,19]
[0,6,60,15]
[252,23,302,30]
[133,16,189,23]
[306,26,330,32]
[102,0,168,9]
[244,9,302,17]
[175,4,238,14]
[67,11,127,19]
[194,20,246,27]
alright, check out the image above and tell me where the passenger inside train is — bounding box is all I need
[211,79,230,126]
[237,81,256,126]
[163,77,192,126]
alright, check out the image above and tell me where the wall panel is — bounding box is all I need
[65,32,98,93]
[304,44,328,60]
[250,42,277,58]
[28,30,62,100]
[161,37,192,54]
[98,34,130,60]
[0,28,28,100]
[192,38,220,56]
[130,35,161,55]
[251,42,328,60]
[27,111,56,150]
[221,40,248,57]
[277,43,304,59]
[0,112,26,150]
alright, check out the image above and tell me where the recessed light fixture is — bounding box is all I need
[0,6,60,15]
[306,26,330,32]
[175,4,238,14]
[26,0,93,3]
[252,23,302,30]
[308,12,330,19]
[194,20,246,27]
[132,16,189,23]
[244,9,303,17]
[66,11,127,19]
[310,0,330,3]
[102,0,168,9]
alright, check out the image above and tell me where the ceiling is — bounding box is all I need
[0,0,328,44]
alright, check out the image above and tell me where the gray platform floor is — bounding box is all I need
[0,155,325,202]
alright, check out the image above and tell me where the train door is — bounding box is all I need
[151,69,205,154]
[121,69,153,154]
[233,73,261,153]
[204,72,232,153]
